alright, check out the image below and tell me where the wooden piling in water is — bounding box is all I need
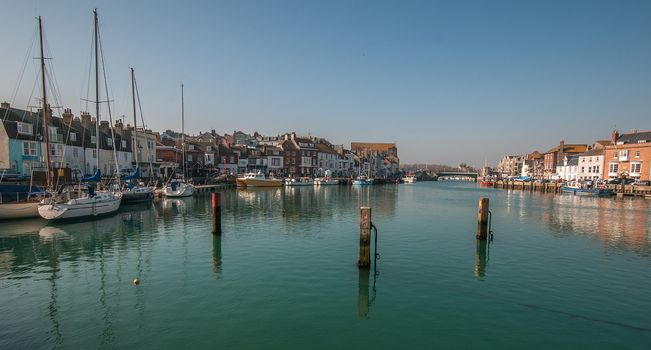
[476,197,490,240]
[358,207,371,268]
[212,192,222,235]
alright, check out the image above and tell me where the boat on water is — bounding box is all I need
[352,175,374,185]
[560,182,614,197]
[285,177,314,186]
[314,177,339,185]
[38,183,123,220]
[236,172,283,187]
[0,183,47,220]
[164,84,195,197]
[38,10,122,221]
[403,175,416,184]
[121,68,153,204]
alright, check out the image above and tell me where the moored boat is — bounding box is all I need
[236,172,283,188]
[403,175,416,184]
[352,175,374,185]
[285,177,314,186]
[560,182,614,197]
[314,177,339,185]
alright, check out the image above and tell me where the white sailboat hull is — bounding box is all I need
[164,182,195,197]
[38,192,122,221]
[0,201,40,220]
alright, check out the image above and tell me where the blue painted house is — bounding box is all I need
[0,102,44,177]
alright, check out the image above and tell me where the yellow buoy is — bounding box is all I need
[133,278,140,285]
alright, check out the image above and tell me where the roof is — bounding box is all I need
[617,130,651,144]
[579,148,604,157]
[351,142,396,153]
[315,143,338,154]
[544,144,588,154]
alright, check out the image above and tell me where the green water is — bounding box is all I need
[1,183,650,349]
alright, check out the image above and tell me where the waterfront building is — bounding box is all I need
[520,151,544,178]
[577,147,605,181]
[556,155,579,181]
[316,143,339,176]
[543,140,588,179]
[0,103,45,177]
[497,154,524,178]
[156,139,181,180]
[264,146,284,177]
[350,142,400,178]
[603,130,651,181]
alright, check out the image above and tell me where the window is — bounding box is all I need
[73,148,79,158]
[107,138,113,147]
[581,167,584,173]
[22,141,37,156]
[93,149,97,158]
[630,163,641,174]
[48,126,60,142]
[635,150,640,158]
[91,135,96,145]
[122,140,127,148]
[49,144,63,157]
[609,163,618,174]
[69,132,77,142]
[272,158,280,166]
[16,122,32,135]
[594,166,599,174]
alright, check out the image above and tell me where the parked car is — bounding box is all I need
[633,180,651,186]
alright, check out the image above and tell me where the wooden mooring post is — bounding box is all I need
[212,192,222,234]
[358,207,372,268]
[476,198,490,240]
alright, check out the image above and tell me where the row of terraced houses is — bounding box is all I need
[0,102,399,181]
[496,130,651,182]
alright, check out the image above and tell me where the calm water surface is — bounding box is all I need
[1,182,650,349]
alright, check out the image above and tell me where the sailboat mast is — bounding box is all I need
[94,9,100,172]
[38,16,52,189]
[181,84,186,180]
[131,68,139,166]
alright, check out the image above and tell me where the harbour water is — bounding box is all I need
[1,182,650,349]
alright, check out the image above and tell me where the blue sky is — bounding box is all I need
[1,0,650,165]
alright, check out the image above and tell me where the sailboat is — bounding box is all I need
[121,68,153,204]
[164,84,195,197]
[0,17,51,220]
[38,9,122,220]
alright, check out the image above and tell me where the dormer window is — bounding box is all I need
[16,122,33,135]
[638,140,647,144]
[107,137,113,147]
[69,132,77,142]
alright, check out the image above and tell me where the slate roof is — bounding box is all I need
[617,131,651,144]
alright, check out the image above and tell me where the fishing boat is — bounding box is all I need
[236,172,283,187]
[164,84,195,197]
[560,182,614,197]
[284,177,314,186]
[121,68,153,204]
[38,10,122,221]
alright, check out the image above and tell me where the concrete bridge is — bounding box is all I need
[436,172,479,181]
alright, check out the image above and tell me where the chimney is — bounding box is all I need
[1,101,9,109]
[611,130,619,144]
[211,129,216,136]
[81,112,91,129]
[62,108,73,125]
[291,132,296,140]
[559,139,565,152]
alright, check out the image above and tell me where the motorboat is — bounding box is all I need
[285,177,314,186]
[236,172,283,188]
[352,175,374,185]
[314,177,339,185]
[402,175,416,184]
[560,182,614,197]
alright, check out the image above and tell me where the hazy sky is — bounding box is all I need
[1,0,650,165]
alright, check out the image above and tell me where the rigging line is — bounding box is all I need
[82,22,94,114]
[3,24,38,124]
[42,30,65,113]
[98,25,120,182]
